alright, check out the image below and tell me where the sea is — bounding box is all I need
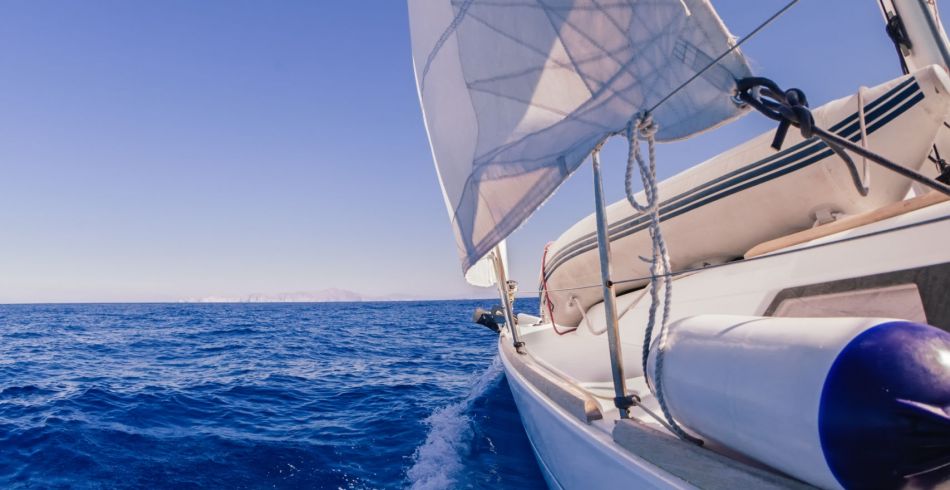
[0,300,547,489]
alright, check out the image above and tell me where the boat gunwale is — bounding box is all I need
[499,334,815,489]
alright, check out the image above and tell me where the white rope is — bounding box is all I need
[569,295,607,335]
[625,112,702,445]
[618,287,650,320]
[625,113,670,377]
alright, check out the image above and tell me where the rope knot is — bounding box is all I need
[619,111,699,444]
[736,78,816,150]
[637,112,658,138]
[737,76,886,198]
[780,88,814,140]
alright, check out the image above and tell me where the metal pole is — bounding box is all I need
[913,0,950,69]
[492,245,524,353]
[883,0,950,72]
[591,150,631,418]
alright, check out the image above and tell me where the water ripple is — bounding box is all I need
[0,301,545,488]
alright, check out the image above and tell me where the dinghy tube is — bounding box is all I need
[543,66,950,328]
[645,315,950,489]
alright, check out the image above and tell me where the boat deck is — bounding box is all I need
[612,420,813,490]
[501,337,816,489]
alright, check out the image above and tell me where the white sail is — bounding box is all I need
[464,241,508,287]
[409,0,752,274]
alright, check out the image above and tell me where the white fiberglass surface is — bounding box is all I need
[521,323,642,386]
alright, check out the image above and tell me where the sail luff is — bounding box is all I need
[410,0,753,275]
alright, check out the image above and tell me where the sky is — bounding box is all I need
[0,1,943,303]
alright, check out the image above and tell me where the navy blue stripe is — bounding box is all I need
[544,85,921,278]
[543,80,924,281]
[600,77,916,239]
[544,87,923,280]
[827,76,916,133]
[543,79,920,275]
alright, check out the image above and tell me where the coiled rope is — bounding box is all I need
[624,114,670,377]
[625,113,702,445]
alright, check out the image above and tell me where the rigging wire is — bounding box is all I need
[648,0,800,114]
[532,0,804,304]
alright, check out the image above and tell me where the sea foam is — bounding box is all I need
[407,356,503,490]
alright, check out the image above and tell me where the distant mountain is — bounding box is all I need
[184,288,420,303]
[248,288,364,303]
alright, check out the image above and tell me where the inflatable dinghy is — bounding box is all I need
[543,65,950,327]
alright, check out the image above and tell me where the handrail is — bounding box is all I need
[501,339,603,423]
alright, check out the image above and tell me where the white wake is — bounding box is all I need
[406,356,504,490]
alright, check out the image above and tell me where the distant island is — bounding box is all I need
[183,288,416,303]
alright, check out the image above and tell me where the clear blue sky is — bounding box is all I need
[0,1,940,302]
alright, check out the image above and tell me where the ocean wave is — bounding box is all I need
[0,301,545,488]
[406,356,503,490]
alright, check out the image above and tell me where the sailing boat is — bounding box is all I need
[409,1,950,488]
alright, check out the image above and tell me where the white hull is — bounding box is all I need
[500,339,692,490]
[501,197,950,489]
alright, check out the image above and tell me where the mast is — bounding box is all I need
[878,0,950,72]
[878,0,950,183]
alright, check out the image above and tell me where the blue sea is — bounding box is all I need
[0,301,547,489]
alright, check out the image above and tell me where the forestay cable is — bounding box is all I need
[648,0,799,114]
